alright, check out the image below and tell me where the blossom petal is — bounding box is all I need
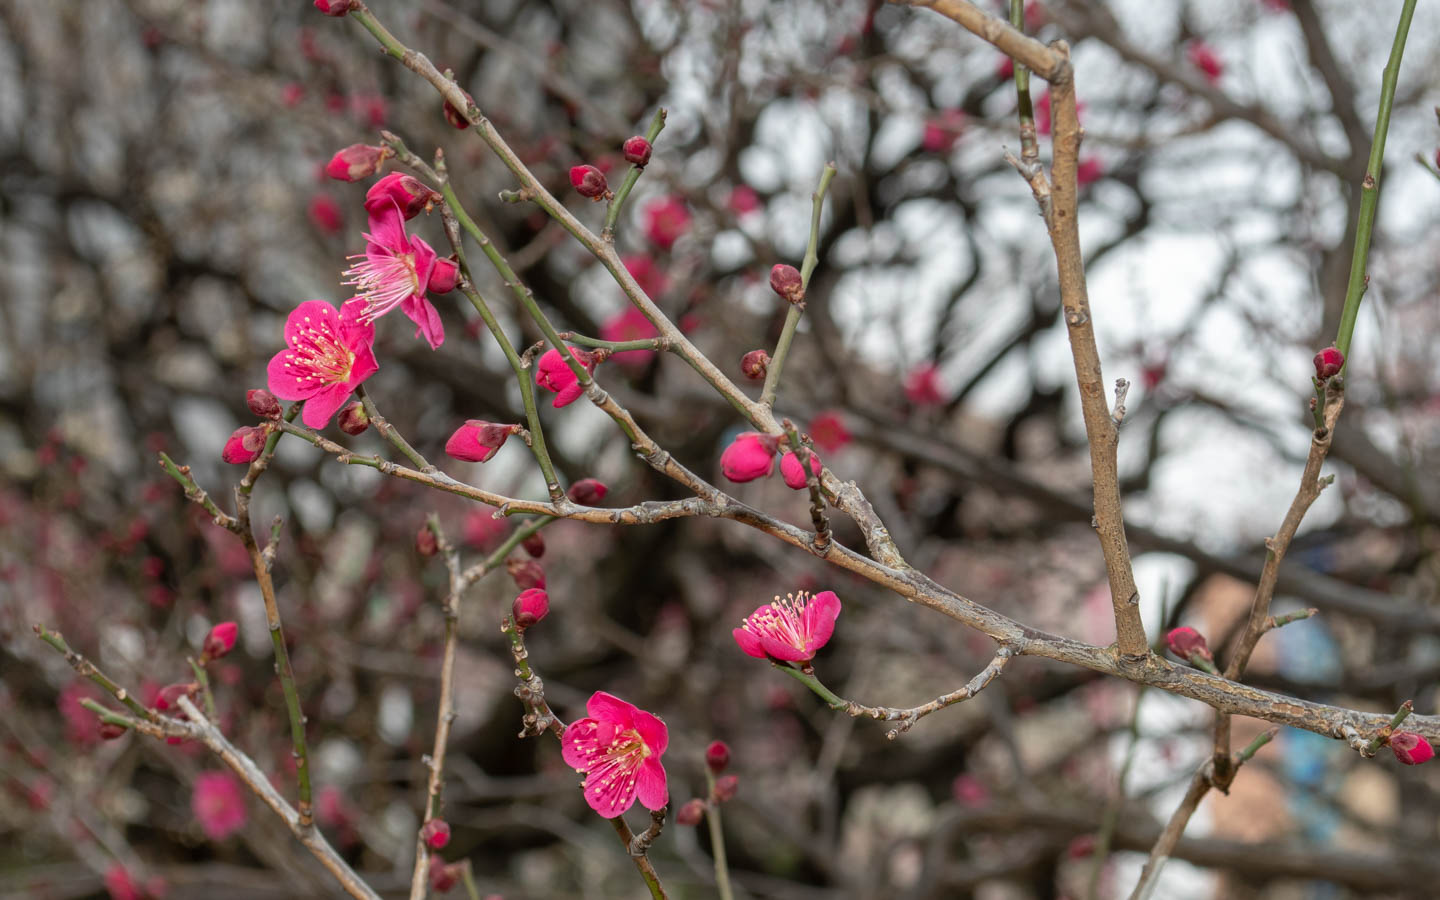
[554,381,585,408]
[732,627,767,659]
[402,294,445,350]
[410,233,438,287]
[801,590,841,654]
[365,202,408,251]
[301,382,353,429]
[582,768,637,818]
[632,709,668,756]
[586,691,639,729]
[285,300,342,346]
[634,758,668,811]
[759,632,811,662]
[338,298,376,346]
[561,718,603,771]
[267,348,317,401]
[347,341,380,387]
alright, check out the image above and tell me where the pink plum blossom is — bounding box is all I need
[342,203,445,349]
[535,347,596,408]
[779,450,822,489]
[601,307,658,368]
[192,771,247,840]
[561,691,669,818]
[643,197,691,250]
[720,432,778,482]
[266,300,379,429]
[733,589,841,662]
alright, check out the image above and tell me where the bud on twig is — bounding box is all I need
[325,144,389,182]
[337,401,369,436]
[675,798,706,826]
[98,721,128,741]
[313,0,354,15]
[521,532,545,558]
[1313,346,1345,381]
[507,557,546,591]
[415,524,438,557]
[622,136,653,167]
[769,264,805,305]
[567,478,608,505]
[705,740,731,773]
[420,818,451,850]
[711,774,739,804]
[569,165,609,200]
[512,588,550,630]
[222,426,267,465]
[1390,732,1435,765]
[247,389,281,419]
[740,350,770,381]
[1165,626,1217,674]
[202,621,239,661]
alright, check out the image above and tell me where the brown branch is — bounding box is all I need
[891,0,1070,83]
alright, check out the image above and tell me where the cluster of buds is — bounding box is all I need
[720,432,823,491]
[676,740,738,827]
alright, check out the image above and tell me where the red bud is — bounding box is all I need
[569,165,609,199]
[675,798,706,826]
[247,389,281,419]
[1313,346,1345,380]
[740,350,770,381]
[769,264,804,304]
[705,740,731,773]
[567,478,608,505]
[512,588,550,630]
[420,818,452,850]
[203,621,239,660]
[622,136,653,167]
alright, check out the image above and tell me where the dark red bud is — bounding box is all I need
[247,389,281,419]
[567,478,608,505]
[98,721,128,741]
[203,621,239,660]
[1313,346,1345,380]
[420,818,452,850]
[428,858,460,893]
[675,798,706,826]
[443,91,473,130]
[521,532,546,559]
[569,165,609,199]
[337,401,369,436]
[705,740,731,773]
[740,350,770,381]
[622,136,653,167]
[507,557,546,591]
[711,774,739,804]
[1165,626,1212,662]
[313,0,353,15]
[512,588,550,630]
[416,524,438,558]
[769,264,805,304]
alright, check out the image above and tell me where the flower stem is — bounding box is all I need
[773,662,848,710]
[603,107,668,241]
[1334,0,1417,362]
[703,770,736,900]
[189,658,219,723]
[1009,0,1039,168]
[609,816,669,900]
[34,624,154,721]
[760,161,836,408]
[356,385,433,472]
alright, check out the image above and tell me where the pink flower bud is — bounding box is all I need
[247,389,281,419]
[568,478,609,505]
[416,524,438,557]
[705,740,731,773]
[622,136,653,166]
[337,400,369,436]
[808,411,851,454]
[711,774,739,804]
[428,257,460,294]
[570,164,609,199]
[442,91,473,130]
[222,426,267,465]
[314,0,353,15]
[769,264,805,304]
[779,450,822,489]
[512,588,550,630]
[675,798,706,826]
[535,347,596,408]
[364,172,438,220]
[445,420,516,463]
[522,532,546,558]
[155,682,196,713]
[203,621,239,660]
[325,144,388,182]
[1165,626,1212,662]
[98,721,128,741]
[1313,346,1345,380]
[420,818,452,850]
[507,557,546,591]
[428,857,460,893]
[720,432,778,483]
[1390,731,1435,765]
[740,350,770,381]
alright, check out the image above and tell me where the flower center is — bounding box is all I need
[744,591,812,650]
[286,314,354,385]
[342,249,419,322]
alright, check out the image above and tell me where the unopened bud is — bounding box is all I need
[1391,731,1435,766]
[705,740,731,773]
[569,165,609,200]
[675,798,706,826]
[443,90,473,130]
[567,478,608,505]
[420,818,452,850]
[313,0,354,15]
[444,420,516,463]
[428,257,460,294]
[98,721,128,741]
[247,389,281,419]
[1313,346,1345,381]
[711,774,739,804]
[325,144,388,182]
[740,349,770,381]
[507,557,546,591]
[769,264,805,305]
[337,401,369,436]
[203,621,239,660]
[521,532,546,559]
[415,524,438,557]
[222,426,267,465]
[428,858,460,893]
[155,682,197,713]
[512,588,550,630]
[1165,626,1212,662]
[364,172,439,221]
[622,136,653,167]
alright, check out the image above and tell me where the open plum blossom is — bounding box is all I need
[266,300,378,429]
[733,590,841,663]
[342,202,446,349]
[561,691,668,818]
[192,771,247,840]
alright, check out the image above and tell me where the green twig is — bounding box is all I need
[1334,0,1417,362]
[189,658,218,723]
[34,624,153,721]
[760,162,837,408]
[1010,0,1039,168]
[603,108,668,240]
[356,385,433,472]
[703,770,736,900]
[1364,700,1414,755]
